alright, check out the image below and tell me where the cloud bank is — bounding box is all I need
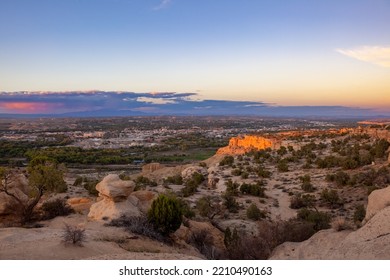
[0,91,387,117]
[337,46,390,67]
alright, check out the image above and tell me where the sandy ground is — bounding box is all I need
[0,214,200,260]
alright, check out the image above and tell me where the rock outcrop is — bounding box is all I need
[217,135,281,155]
[271,185,390,259]
[95,174,135,202]
[67,197,93,214]
[0,173,29,217]
[142,163,164,174]
[88,174,156,221]
[363,186,390,223]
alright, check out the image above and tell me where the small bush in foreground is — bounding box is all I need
[62,223,86,246]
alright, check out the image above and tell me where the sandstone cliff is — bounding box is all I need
[217,135,281,155]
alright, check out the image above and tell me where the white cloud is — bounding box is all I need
[136,97,177,104]
[153,0,172,10]
[336,46,390,67]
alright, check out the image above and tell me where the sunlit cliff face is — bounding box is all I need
[217,135,281,155]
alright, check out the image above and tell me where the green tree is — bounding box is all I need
[0,156,67,224]
[147,194,183,235]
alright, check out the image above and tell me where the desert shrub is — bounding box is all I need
[278,219,316,242]
[225,179,240,196]
[231,168,242,176]
[353,204,366,224]
[41,198,74,220]
[62,223,86,246]
[191,172,205,185]
[350,167,390,189]
[119,173,131,180]
[187,229,222,259]
[224,219,317,260]
[224,227,271,260]
[223,193,239,213]
[370,139,390,158]
[219,155,234,166]
[316,155,341,168]
[182,172,205,197]
[240,181,266,197]
[73,176,83,186]
[246,203,265,221]
[277,160,289,172]
[83,178,99,196]
[135,176,157,190]
[326,171,350,187]
[297,208,331,231]
[176,198,195,219]
[332,217,352,231]
[196,196,222,219]
[301,181,315,192]
[320,188,343,207]
[341,157,359,170]
[147,194,183,235]
[277,146,287,156]
[181,183,198,197]
[109,215,164,241]
[299,174,315,192]
[256,166,271,178]
[164,175,183,185]
[289,194,316,209]
[241,172,249,179]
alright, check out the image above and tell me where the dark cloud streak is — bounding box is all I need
[0,91,387,117]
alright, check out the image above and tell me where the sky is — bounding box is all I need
[0,0,389,115]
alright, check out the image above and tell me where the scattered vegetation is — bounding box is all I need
[109,215,164,241]
[62,223,86,246]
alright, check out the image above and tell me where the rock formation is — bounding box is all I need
[270,185,390,259]
[88,174,156,221]
[217,135,281,155]
[0,173,29,217]
[66,197,93,214]
[142,163,164,174]
[363,186,390,223]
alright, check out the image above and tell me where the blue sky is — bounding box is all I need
[0,0,389,114]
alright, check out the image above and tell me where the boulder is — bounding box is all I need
[88,198,141,221]
[95,174,135,202]
[0,173,29,216]
[130,190,156,214]
[364,186,390,223]
[88,174,147,221]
